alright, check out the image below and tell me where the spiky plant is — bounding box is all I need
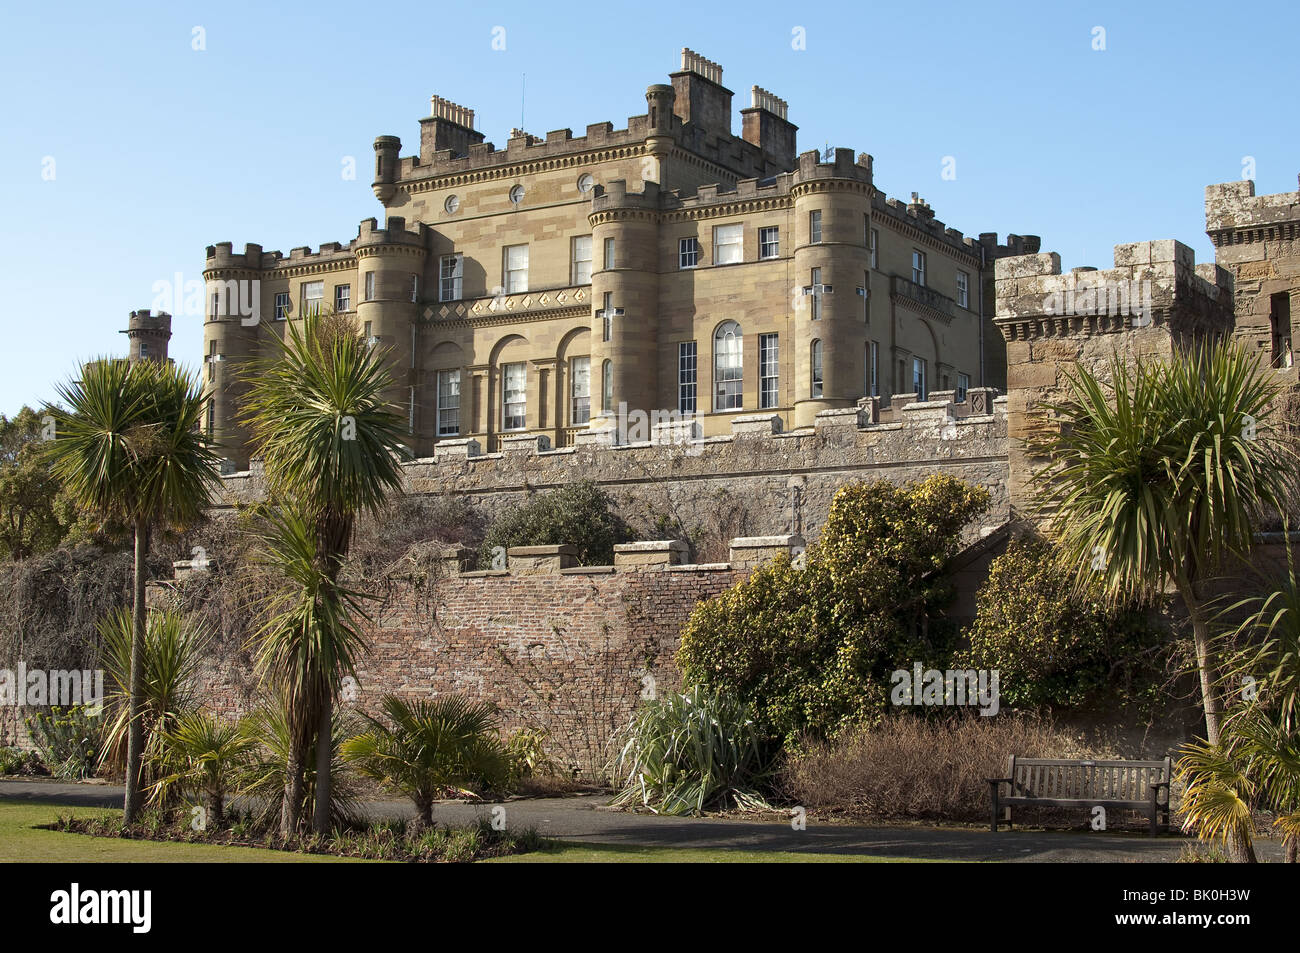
[240,312,407,834]
[610,684,772,816]
[341,694,509,829]
[99,607,204,789]
[45,357,221,820]
[152,710,257,827]
[1029,340,1296,744]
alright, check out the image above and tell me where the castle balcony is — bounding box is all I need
[420,285,589,323]
[890,275,960,324]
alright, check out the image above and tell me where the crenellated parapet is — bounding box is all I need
[994,239,1235,513]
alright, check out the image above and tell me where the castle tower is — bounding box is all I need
[790,148,873,429]
[354,216,428,447]
[203,242,268,468]
[1205,176,1300,383]
[994,239,1234,515]
[372,135,401,203]
[121,309,172,364]
[590,180,662,430]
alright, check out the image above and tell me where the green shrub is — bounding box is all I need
[24,705,101,780]
[957,538,1167,710]
[609,685,772,816]
[679,475,991,745]
[0,745,43,775]
[479,481,632,566]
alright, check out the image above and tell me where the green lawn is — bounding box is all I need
[0,799,934,863]
[0,800,364,863]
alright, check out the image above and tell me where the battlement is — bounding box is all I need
[994,239,1233,332]
[794,147,872,185]
[870,190,1017,262]
[1206,176,1300,232]
[355,215,424,248]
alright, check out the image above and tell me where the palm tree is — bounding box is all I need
[241,312,407,834]
[341,694,509,829]
[46,358,220,820]
[152,710,257,827]
[1176,738,1259,862]
[1029,340,1296,744]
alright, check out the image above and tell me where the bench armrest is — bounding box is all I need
[1149,780,1170,790]
[986,777,1011,786]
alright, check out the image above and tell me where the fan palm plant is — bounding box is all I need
[152,710,257,827]
[1029,340,1296,744]
[341,694,510,829]
[45,357,221,820]
[99,607,204,784]
[1176,738,1258,862]
[241,312,407,834]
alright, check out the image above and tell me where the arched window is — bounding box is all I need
[713,321,743,411]
[811,340,824,398]
[602,359,613,413]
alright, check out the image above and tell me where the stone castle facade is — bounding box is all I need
[200,49,1039,468]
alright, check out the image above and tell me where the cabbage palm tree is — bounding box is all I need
[45,357,221,820]
[341,694,509,829]
[249,505,370,835]
[241,312,407,834]
[1030,340,1296,745]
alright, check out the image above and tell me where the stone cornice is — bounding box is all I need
[1208,220,1300,247]
[891,292,954,326]
[994,309,1171,341]
[875,212,982,267]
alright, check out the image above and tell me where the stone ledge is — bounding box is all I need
[614,539,689,567]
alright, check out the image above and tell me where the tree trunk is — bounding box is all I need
[281,748,303,837]
[1227,827,1257,863]
[312,693,332,834]
[1177,577,1222,745]
[123,519,148,823]
[1286,838,1297,863]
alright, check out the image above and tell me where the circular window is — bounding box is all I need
[443,194,460,214]
[577,173,594,194]
[509,184,525,205]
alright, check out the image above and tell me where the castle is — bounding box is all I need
[199,49,1041,469]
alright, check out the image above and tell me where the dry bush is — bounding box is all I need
[778,712,1122,823]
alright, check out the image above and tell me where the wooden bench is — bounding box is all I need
[987,756,1172,834]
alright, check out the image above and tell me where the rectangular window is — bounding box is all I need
[504,245,529,293]
[869,341,879,397]
[363,320,374,342]
[679,237,700,269]
[1271,292,1293,369]
[334,284,351,313]
[957,372,970,402]
[912,250,927,287]
[364,272,375,301]
[206,400,214,437]
[810,268,822,321]
[869,228,878,270]
[912,356,927,399]
[410,274,419,303]
[502,362,527,430]
[436,369,461,436]
[439,254,463,302]
[678,342,697,415]
[570,356,591,425]
[210,292,220,319]
[604,237,615,270]
[601,292,613,342]
[301,280,324,317]
[274,292,290,321]
[759,226,779,260]
[572,235,593,285]
[956,270,969,309]
[810,210,822,244]
[714,223,743,265]
[759,333,779,409]
[811,340,823,398]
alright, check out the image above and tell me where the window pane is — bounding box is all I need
[437,370,460,436]
[679,237,699,269]
[679,341,697,414]
[570,356,591,425]
[714,321,743,411]
[759,333,779,409]
[759,226,779,259]
[573,236,592,285]
[811,340,823,398]
[714,224,743,265]
[440,254,463,301]
[502,363,527,429]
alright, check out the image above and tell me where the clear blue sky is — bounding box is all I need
[1,0,1295,416]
